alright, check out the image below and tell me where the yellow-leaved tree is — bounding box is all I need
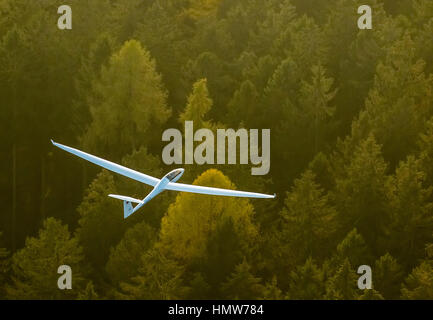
[159,169,258,264]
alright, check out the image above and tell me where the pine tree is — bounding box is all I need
[199,216,244,296]
[0,232,10,298]
[287,258,325,300]
[386,156,433,266]
[325,259,360,300]
[221,259,264,299]
[351,35,433,165]
[120,249,190,300]
[6,218,86,299]
[227,80,259,127]
[179,78,214,129]
[334,229,372,269]
[261,276,284,300]
[271,64,337,186]
[77,281,99,300]
[76,171,124,270]
[373,253,404,299]
[298,65,337,154]
[335,135,390,251]
[188,272,211,299]
[358,289,384,300]
[418,118,433,186]
[183,52,236,120]
[401,260,433,299]
[82,39,171,161]
[73,33,115,134]
[280,170,338,265]
[106,222,157,285]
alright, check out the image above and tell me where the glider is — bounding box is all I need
[51,140,276,218]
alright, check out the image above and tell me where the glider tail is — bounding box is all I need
[108,194,143,219]
[123,201,134,219]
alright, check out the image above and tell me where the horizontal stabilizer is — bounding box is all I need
[108,194,143,204]
[108,194,143,219]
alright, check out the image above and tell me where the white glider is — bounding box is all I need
[51,140,275,218]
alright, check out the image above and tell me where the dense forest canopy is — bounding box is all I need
[0,0,432,299]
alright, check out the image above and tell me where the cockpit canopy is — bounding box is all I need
[166,169,184,182]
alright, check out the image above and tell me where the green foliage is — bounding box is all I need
[78,281,99,300]
[325,259,360,300]
[287,258,325,300]
[2,0,433,300]
[6,218,86,299]
[82,39,171,160]
[0,232,10,298]
[401,260,433,299]
[418,118,433,186]
[373,253,404,299]
[197,216,245,296]
[335,135,390,251]
[261,276,284,300]
[227,80,259,127]
[179,78,214,128]
[386,156,433,266]
[335,229,371,268]
[358,289,384,300]
[280,170,338,265]
[76,171,124,270]
[299,66,337,149]
[221,259,264,300]
[106,222,157,285]
[121,249,190,300]
[352,35,433,165]
[187,272,211,299]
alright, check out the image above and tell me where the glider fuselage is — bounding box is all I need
[133,168,185,213]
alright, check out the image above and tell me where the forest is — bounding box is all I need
[0,0,432,299]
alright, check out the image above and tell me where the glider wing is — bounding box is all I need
[165,182,276,199]
[51,140,160,187]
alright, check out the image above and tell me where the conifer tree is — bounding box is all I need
[298,65,337,154]
[106,222,157,285]
[358,289,384,300]
[121,249,190,300]
[6,218,86,299]
[221,259,264,300]
[325,259,360,300]
[373,253,404,299]
[179,78,214,129]
[352,35,433,165]
[401,260,433,299]
[0,232,9,298]
[280,170,338,265]
[335,135,390,251]
[287,258,325,300]
[261,276,284,300]
[77,281,99,300]
[334,229,372,269]
[386,156,433,266]
[82,40,171,160]
[227,80,259,127]
[76,171,124,270]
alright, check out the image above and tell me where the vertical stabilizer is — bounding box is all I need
[123,201,134,219]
